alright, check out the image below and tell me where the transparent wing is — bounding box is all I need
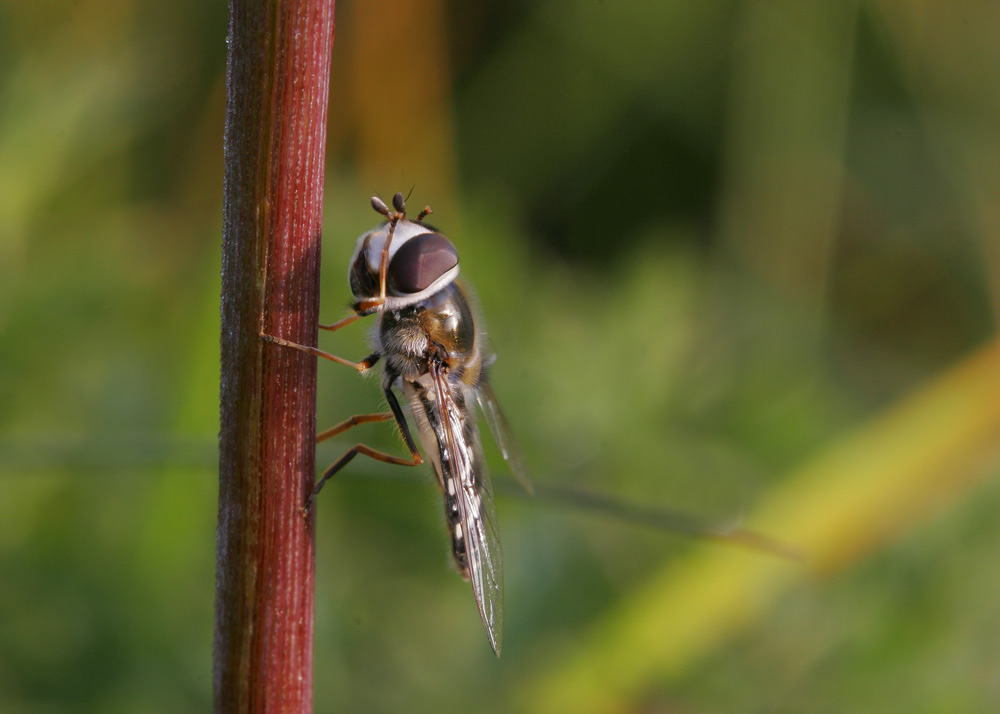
[476,378,534,495]
[429,360,504,656]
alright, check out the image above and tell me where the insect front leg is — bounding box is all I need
[302,384,424,516]
[318,312,362,332]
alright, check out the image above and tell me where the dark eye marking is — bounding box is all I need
[388,232,458,294]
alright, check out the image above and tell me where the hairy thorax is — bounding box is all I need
[378,282,482,386]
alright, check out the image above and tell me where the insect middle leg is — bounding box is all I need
[302,387,424,516]
[260,333,379,374]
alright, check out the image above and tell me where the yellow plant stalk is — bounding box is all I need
[528,338,1000,714]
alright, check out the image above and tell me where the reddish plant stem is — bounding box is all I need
[216,1,335,712]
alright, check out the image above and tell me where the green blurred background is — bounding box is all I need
[3,1,1000,712]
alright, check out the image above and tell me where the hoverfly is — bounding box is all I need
[263,192,526,656]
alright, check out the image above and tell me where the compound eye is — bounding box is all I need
[387,232,458,294]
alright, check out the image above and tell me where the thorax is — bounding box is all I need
[377,282,484,386]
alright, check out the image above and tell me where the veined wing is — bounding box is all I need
[429,359,504,656]
[476,378,534,496]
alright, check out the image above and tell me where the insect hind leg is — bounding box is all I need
[302,443,423,516]
[302,386,424,516]
[316,412,393,444]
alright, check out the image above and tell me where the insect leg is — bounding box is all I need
[316,412,393,444]
[382,384,421,456]
[356,199,403,313]
[302,387,424,515]
[303,444,423,516]
[260,333,380,374]
[318,312,362,332]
